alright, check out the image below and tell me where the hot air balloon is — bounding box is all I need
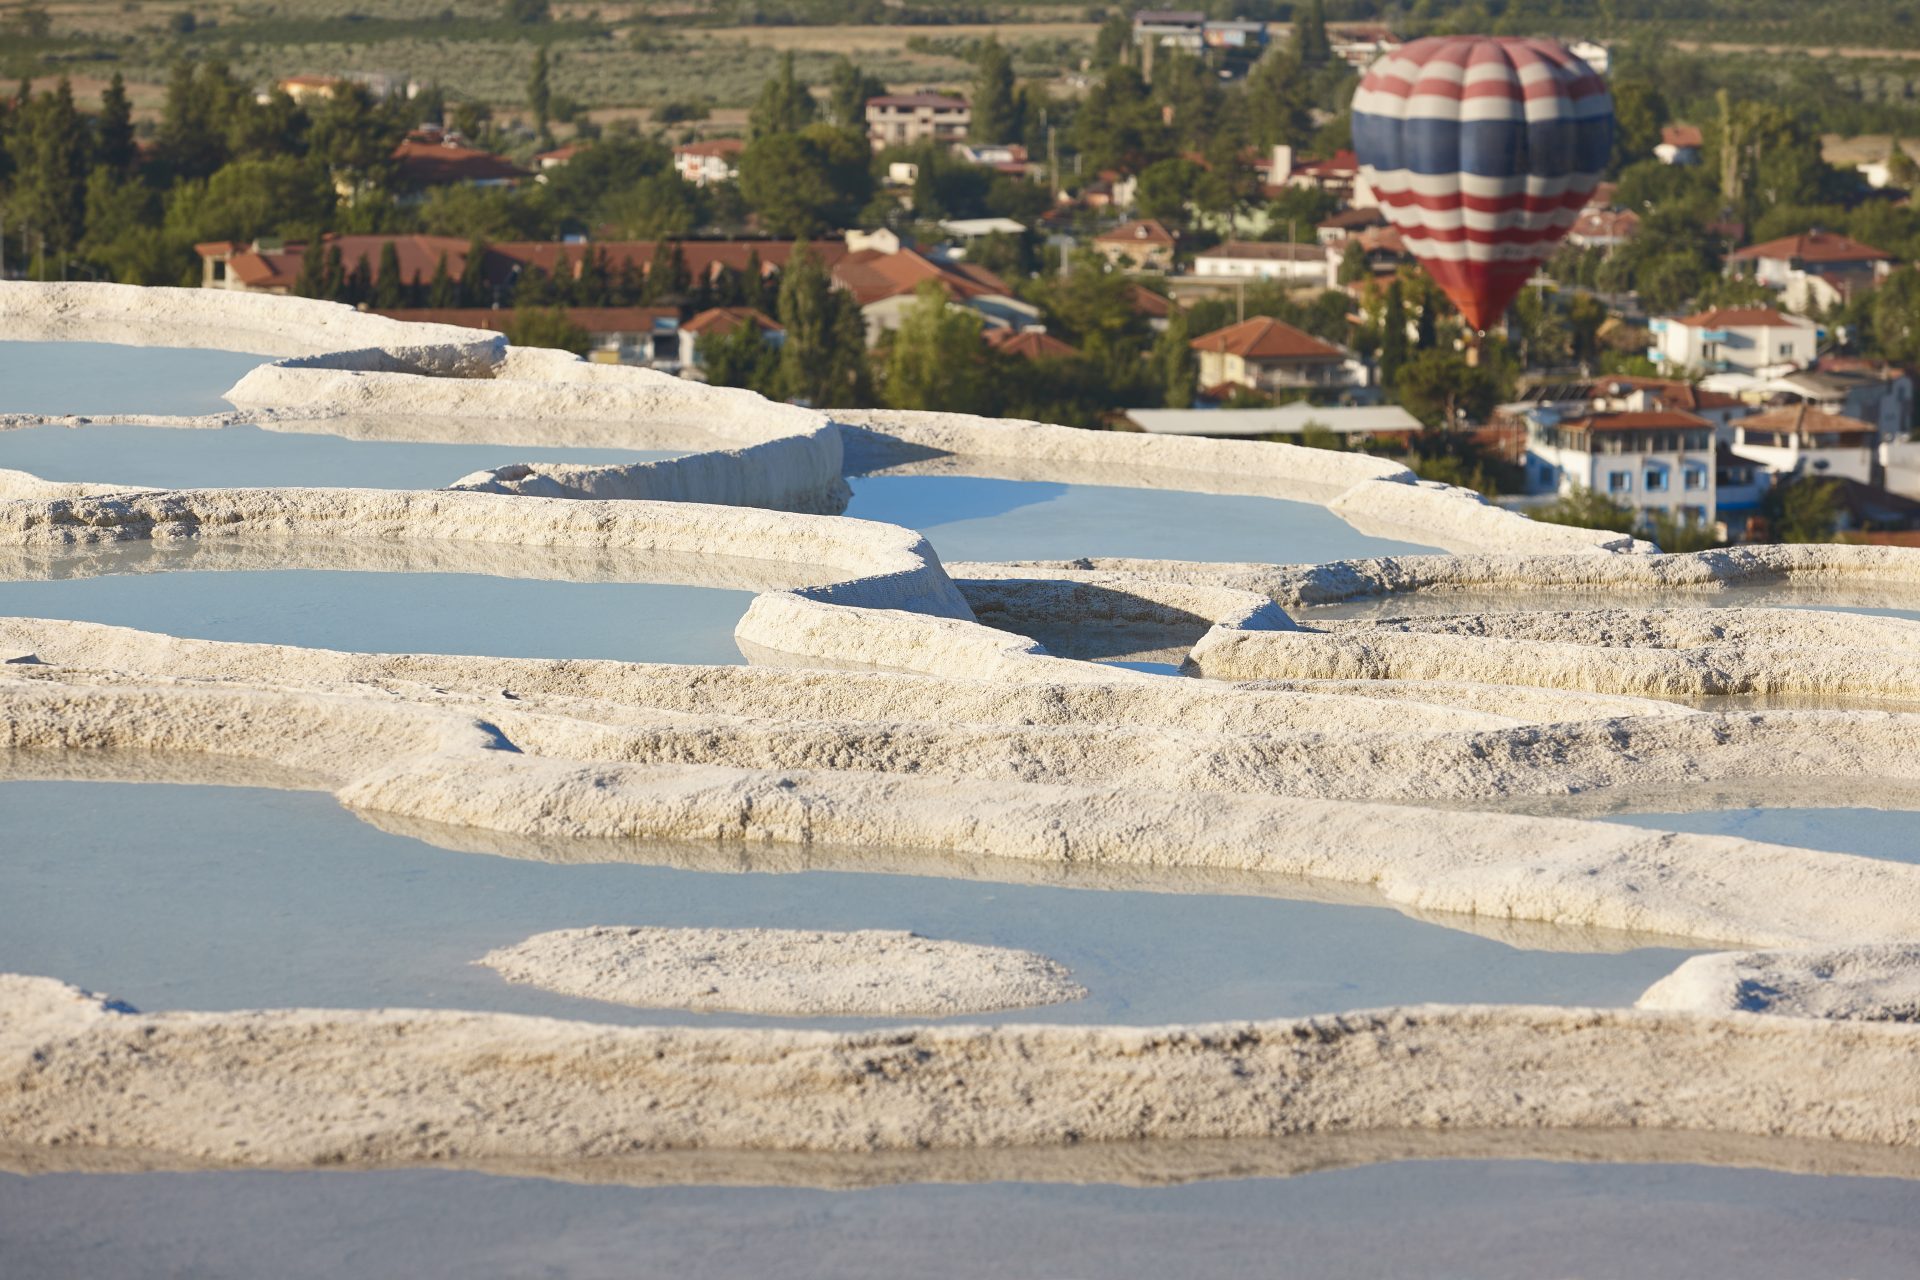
[1351,36,1613,355]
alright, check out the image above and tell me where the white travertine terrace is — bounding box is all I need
[478,927,1085,1015]
[4,280,1920,1181]
[1639,946,1920,1022]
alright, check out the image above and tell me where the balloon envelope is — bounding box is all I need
[1351,36,1613,332]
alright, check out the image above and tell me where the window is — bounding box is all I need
[1682,505,1709,523]
[1683,466,1707,490]
[1645,469,1669,492]
[1608,471,1632,493]
[211,260,227,281]
[1779,342,1794,356]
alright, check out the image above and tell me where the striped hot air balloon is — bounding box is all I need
[1351,36,1613,337]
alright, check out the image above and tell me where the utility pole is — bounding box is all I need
[1048,124,1059,205]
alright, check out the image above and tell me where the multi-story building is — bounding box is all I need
[1727,403,1879,486]
[1193,241,1328,286]
[1523,408,1717,525]
[1649,307,1818,377]
[1724,229,1894,311]
[865,93,970,152]
[1189,316,1367,394]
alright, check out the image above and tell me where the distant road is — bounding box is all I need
[1672,39,1920,61]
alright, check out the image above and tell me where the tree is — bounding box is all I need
[77,170,175,284]
[310,83,403,201]
[1380,279,1408,388]
[427,252,457,307]
[506,305,589,354]
[1246,48,1314,151]
[320,243,347,301]
[458,235,491,306]
[700,317,780,393]
[162,155,334,250]
[883,283,992,413]
[96,73,135,174]
[1135,156,1203,233]
[1338,239,1368,286]
[1646,510,1720,553]
[970,37,1016,144]
[1870,265,1920,365]
[12,79,94,266]
[601,170,701,238]
[775,245,870,407]
[1890,138,1920,191]
[292,236,328,298]
[826,57,884,130]
[1529,485,1637,535]
[737,124,871,236]
[1092,13,1133,69]
[1069,64,1168,175]
[1152,307,1196,408]
[1297,0,1331,66]
[1609,78,1666,175]
[504,0,550,23]
[528,46,552,142]
[748,52,817,140]
[1765,476,1841,544]
[372,240,405,308]
[1392,347,1508,428]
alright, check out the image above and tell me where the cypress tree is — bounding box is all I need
[372,240,404,308]
[97,73,135,173]
[1381,279,1409,388]
[427,252,457,308]
[320,243,346,301]
[345,252,373,306]
[458,235,489,307]
[293,239,327,298]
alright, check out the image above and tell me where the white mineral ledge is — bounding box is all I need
[478,926,1086,1016]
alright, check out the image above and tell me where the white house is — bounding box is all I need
[1654,125,1703,166]
[1728,403,1879,486]
[1523,408,1717,525]
[1189,316,1368,394]
[866,93,970,152]
[678,306,782,373]
[1193,240,1328,286]
[1724,228,1893,311]
[1649,307,1818,378]
[672,138,745,188]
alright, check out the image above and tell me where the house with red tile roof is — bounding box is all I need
[1093,219,1178,270]
[830,246,1038,342]
[1188,316,1363,392]
[1655,124,1703,165]
[390,137,530,193]
[1650,306,1818,376]
[1566,207,1641,250]
[672,138,747,188]
[985,327,1079,361]
[1729,403,1880,486]
[677,306,783,369]
[1726,228,1895,311]
[1522,408,1719,525]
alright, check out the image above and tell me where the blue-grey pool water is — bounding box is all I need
[1604,807,1920,864]
[844,474,1443,563]
[0,342,268,416]
[0,422,678,491]
[0,780,1698,1029]
[2,1157,1913,1280]
[0,563,754,664]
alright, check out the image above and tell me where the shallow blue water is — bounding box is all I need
[0,342,268,416]
[0,780,1697,1029]
[1603,807,1920,864]
[0,566,754,664]
[0,421,678,491]
[844,474,1442,564]
[2,1157,1913,1280]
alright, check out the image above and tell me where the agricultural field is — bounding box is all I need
[1,1,1098,120]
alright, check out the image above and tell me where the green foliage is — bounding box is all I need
[1764,476,1842,544]
[504,0,550,24]
[96,74,135,175]
[6,77,90,263]
[600,171,703,239]
[163,155,335,251]
[1868,266,1920,365]
[1152,307,1196,409]
[883,283,991,413]
[775,245,871,407]
[826,57,885,130]
[748,51,818,141]
[970,37,1016,145]
[700,318,781,394]
[1645,510,1721,553]
[738,124,871,236]
[1134,156,1203,234]
[528,45,552,139]
[1392,346,1515,429]
[1379,279,1408,387]
[505,304,589,354]
[1530,485,1638,536]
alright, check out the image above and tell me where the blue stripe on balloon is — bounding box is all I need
[1353,111,1612,178]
